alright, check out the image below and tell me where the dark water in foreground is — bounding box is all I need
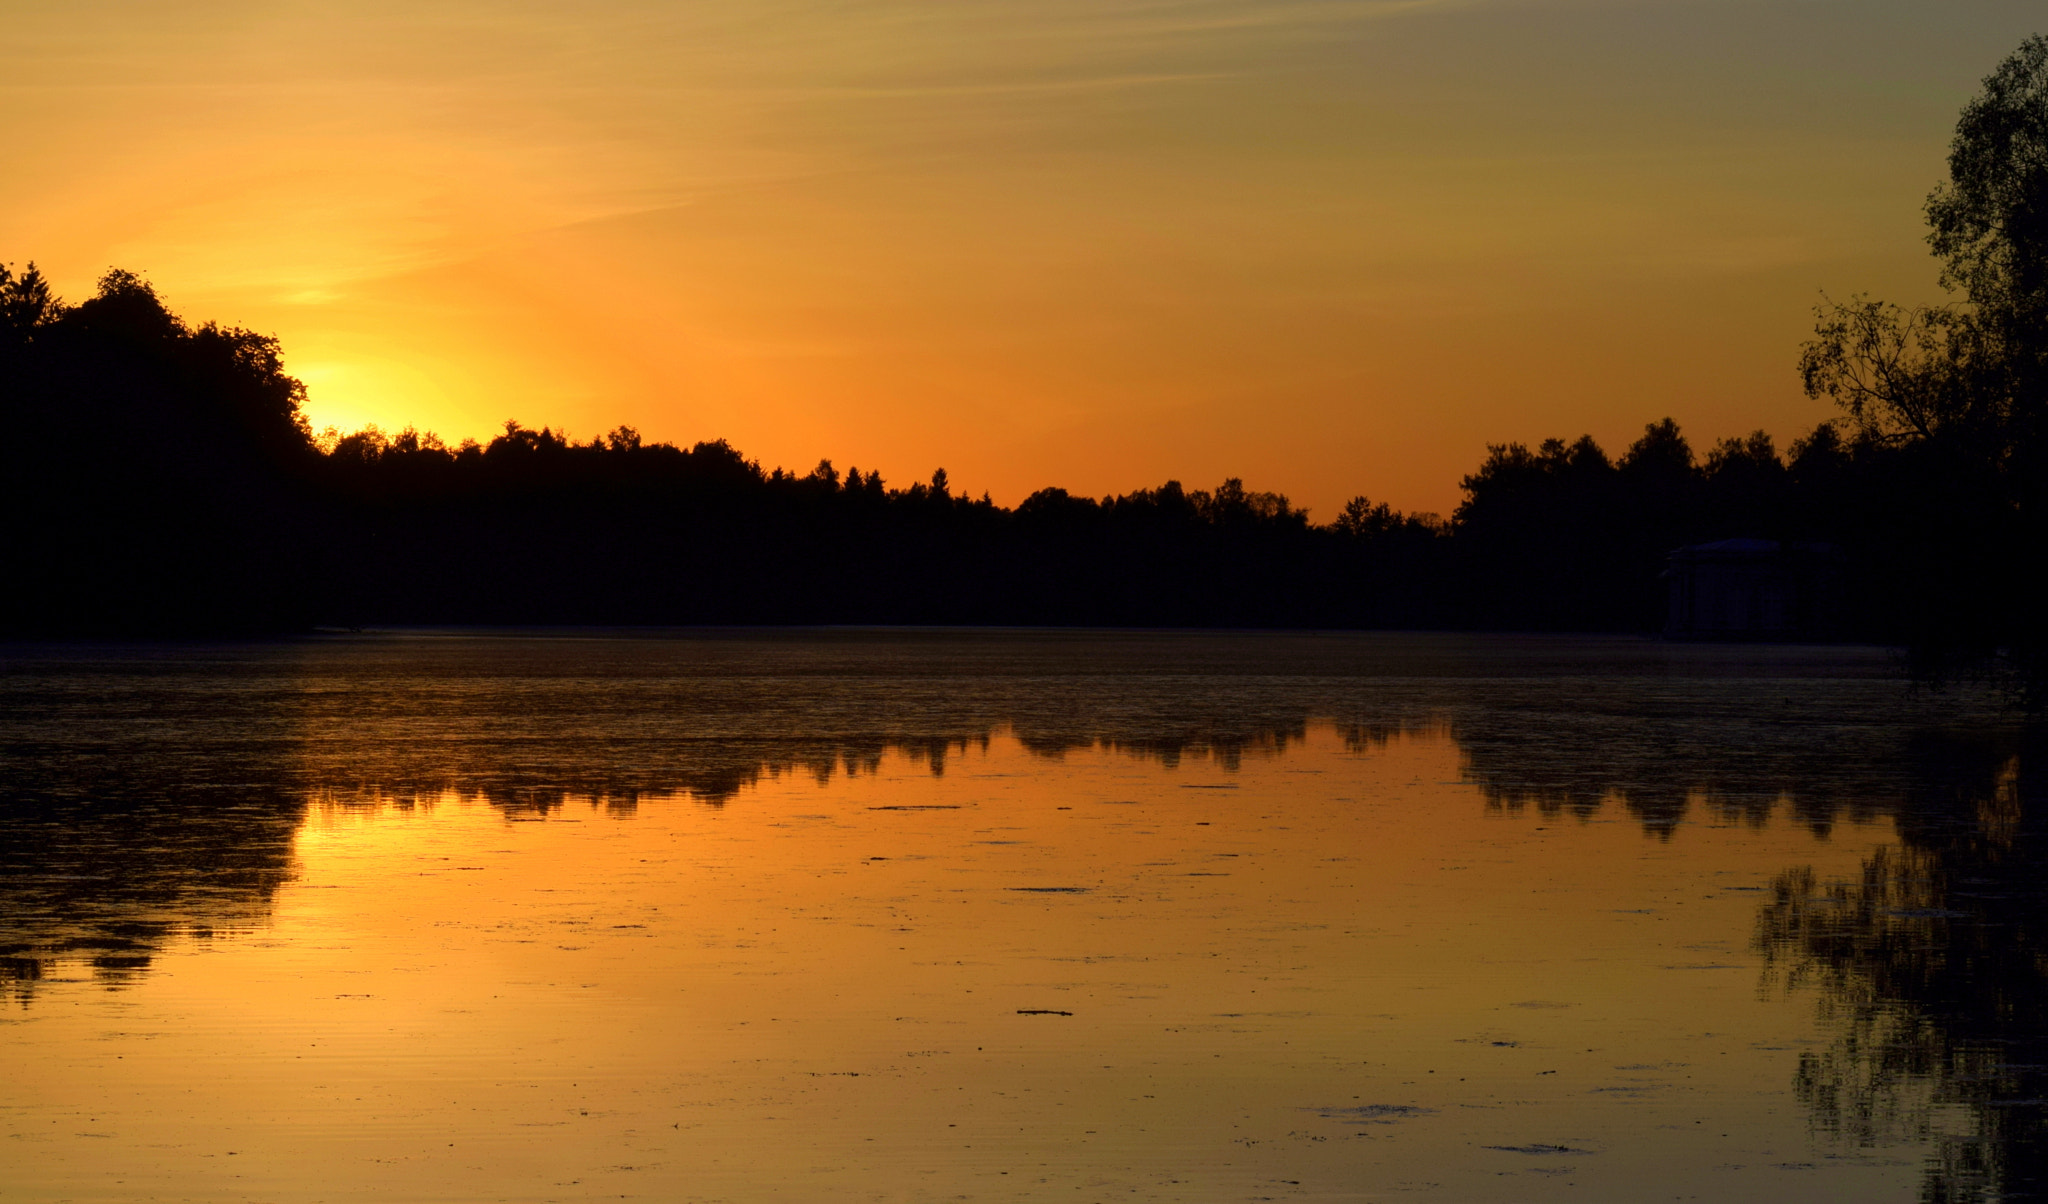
[1,630,2040,1202]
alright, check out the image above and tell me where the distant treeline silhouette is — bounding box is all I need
[0,263,2023,651]
[4,35,2045,685]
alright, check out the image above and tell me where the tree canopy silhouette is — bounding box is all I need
[1,264,316,634]
[0,259,2000,643]
[1802,35,2048,695]
[12,30,2048,676]
[0,253,2014,648]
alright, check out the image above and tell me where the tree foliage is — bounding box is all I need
[1,265,317,633]
[0,255,2014,647]
[1800,36,2048,696]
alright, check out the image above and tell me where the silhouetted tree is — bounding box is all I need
[1802,35,2048,696]
[5,239,2022,645]
[1,267,316,634]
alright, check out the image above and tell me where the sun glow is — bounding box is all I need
[0,1,1999,511]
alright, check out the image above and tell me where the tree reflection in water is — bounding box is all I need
[0,785,303,1002]
[1757,734,2045,1204]
[7,626,2035,1204]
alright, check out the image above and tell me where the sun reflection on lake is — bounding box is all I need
[0,632,2027,1201]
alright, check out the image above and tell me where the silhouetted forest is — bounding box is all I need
[0,264,2022,658]
[3,36,2044,695]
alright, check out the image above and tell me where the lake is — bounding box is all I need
[1,629,2038,1202]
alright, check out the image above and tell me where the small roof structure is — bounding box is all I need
[1663,538,1841,640]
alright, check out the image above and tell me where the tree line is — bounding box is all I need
[5,35,2045,696]
[0,265,1993,637]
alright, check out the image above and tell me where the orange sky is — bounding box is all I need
[2,2,2038,514]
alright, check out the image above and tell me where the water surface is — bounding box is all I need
[2,630,2037,1201]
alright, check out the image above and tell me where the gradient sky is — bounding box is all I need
[2,1,2039,515]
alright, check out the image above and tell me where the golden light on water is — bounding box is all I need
[5,725,1904,1199]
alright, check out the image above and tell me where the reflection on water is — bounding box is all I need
[1758,733,2046,1203]
[0,630,2035,1201]
[0,788,301,999]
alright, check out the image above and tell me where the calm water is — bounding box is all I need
[1,630,2039,1202]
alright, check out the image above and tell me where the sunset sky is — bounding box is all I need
[2,1,2037,515]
